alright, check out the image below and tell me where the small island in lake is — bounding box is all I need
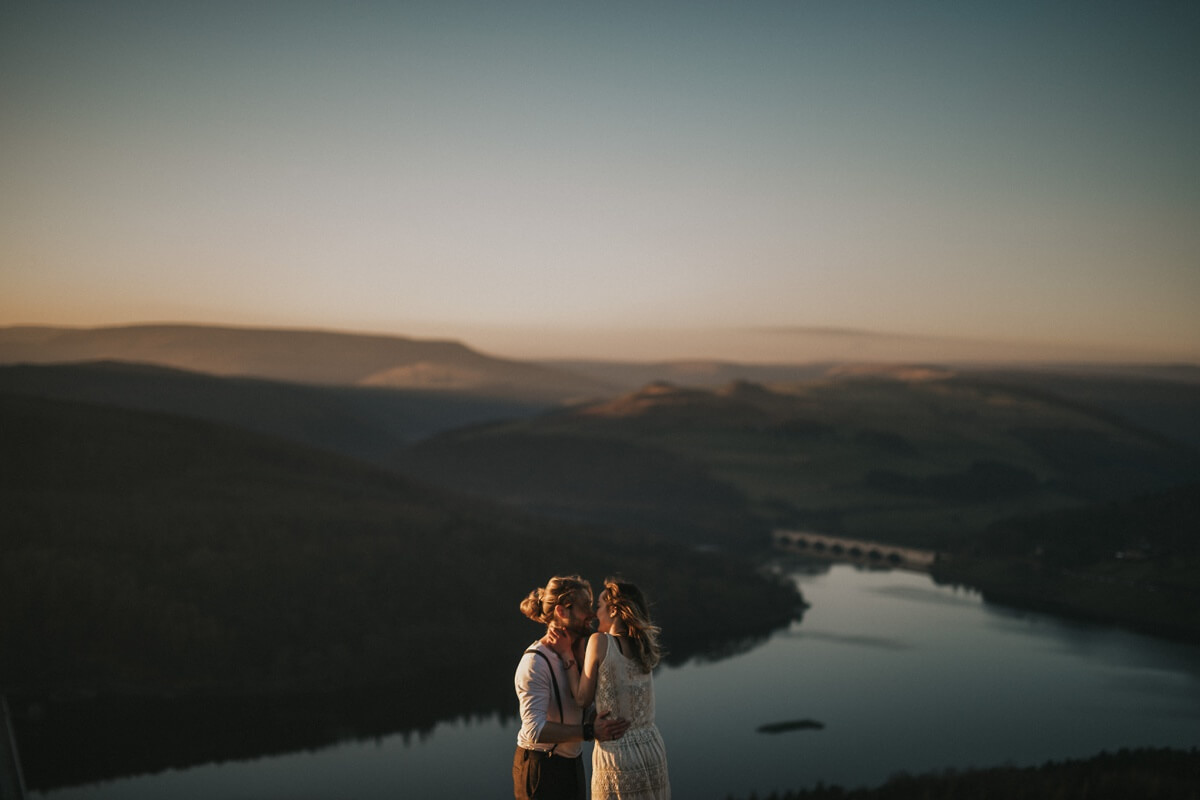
[757,719,825,734]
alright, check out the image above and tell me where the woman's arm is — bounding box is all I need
[565,632,606,708]
[523,636,626,744]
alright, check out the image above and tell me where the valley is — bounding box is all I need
[2,323,1199,791]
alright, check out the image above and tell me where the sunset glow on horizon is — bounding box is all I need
[2,2,1198,364]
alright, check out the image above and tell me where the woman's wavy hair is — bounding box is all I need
[519,575,593,626]
[602,578,662,672]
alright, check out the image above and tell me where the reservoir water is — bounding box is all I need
[36,562,1200,799]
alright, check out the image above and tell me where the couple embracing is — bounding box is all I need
[513,575,671,800]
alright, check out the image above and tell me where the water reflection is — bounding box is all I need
[785,630,913,651]
[866,584,983,608]
[659,563,1200,798]
[15,582,797,794]
[28,562,1200,800]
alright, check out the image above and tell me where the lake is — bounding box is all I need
[35,561,1200,799]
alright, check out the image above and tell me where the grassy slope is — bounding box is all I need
[399,374,1200,550]
[974,367,1200,449]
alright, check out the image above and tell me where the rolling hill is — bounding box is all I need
[972,366,1200,449]
[0,323,613,402]
[5,345,1197,554]
[393,371,1200,549]
[0,360,550,462]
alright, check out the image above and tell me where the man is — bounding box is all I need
[514,575,629,800]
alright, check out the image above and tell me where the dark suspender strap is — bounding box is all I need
[524,648,563,754]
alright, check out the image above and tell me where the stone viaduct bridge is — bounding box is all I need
[772,529,939,571]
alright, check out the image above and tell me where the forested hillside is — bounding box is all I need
[1,392,801,694]
[395,373,1200,549]
[1,391,803,787]
[0,360,549,461]
[933,480,1200,639]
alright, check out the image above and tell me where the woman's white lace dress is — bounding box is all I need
[591,634,670,799]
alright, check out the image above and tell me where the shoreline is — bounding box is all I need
[931,556,1200,644]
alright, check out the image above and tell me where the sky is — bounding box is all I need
[2,1,1198,363]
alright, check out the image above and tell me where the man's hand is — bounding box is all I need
[594,711,629,742]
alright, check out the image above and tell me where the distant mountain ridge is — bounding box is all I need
[0,324,613,402]
[540,358,1200,393]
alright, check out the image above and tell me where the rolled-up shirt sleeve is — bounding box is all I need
[515,652,551,748]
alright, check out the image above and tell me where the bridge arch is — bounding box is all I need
[772,530,937,571]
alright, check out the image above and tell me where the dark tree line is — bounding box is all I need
[730,748,1200,800]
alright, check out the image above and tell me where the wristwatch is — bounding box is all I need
[582,722,595,741]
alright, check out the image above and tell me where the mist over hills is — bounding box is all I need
[5,323,1198,445]
[4,323,1198,550]
[538,359,839,391]
[541,352,1200,392]
[0,324,613,402]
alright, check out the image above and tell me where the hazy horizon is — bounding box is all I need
[3,2,1198,365]
[4,318,1195,367]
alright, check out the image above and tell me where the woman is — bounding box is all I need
[550,578,671,799]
